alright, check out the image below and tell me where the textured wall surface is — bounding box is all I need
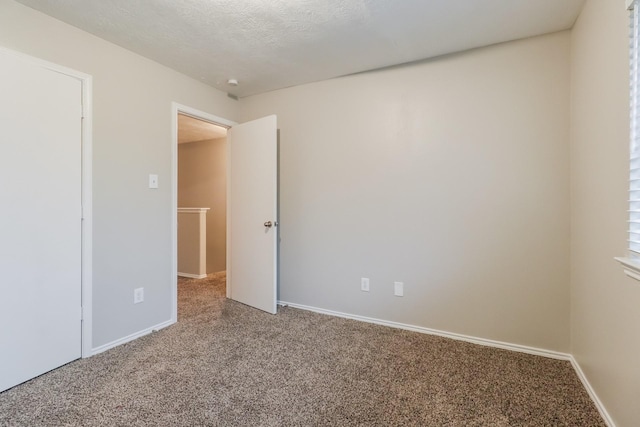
[241,32,572,352]
[570,1,640,425]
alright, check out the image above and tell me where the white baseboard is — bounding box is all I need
[90,319,175,356]
[569,357,616,427]
[278,300,614,426]
[178,272,207,279]
[279,301,570,360]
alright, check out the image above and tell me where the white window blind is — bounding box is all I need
[629,0,640,253]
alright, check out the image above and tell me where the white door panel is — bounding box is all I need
[0,51,82,392]
[227,115,278,314]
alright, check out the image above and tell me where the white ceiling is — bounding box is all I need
[16,0,586,98]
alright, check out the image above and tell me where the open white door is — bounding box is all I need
[227,115,278,314]
[0,51,82,391]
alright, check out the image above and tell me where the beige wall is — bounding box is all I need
[0,0,239,348]
[241,32,572,352]
[5,1,635,422]
[178,138,227,273]
[570,1,640,425]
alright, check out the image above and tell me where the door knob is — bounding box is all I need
[264,221,273,228]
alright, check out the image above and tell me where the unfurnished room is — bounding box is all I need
[0,0,638,426]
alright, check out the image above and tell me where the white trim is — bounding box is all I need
[280,300,614,425]
[280,301,571,360]
[0,46,94,359]
[614,256,640,281]
[0,46,89,83]
[171,106,179,325]
[628,0,635,11]
[178,207,210,214]
[91,319,175,356]
[171,103,237,324]
[80,73,93,359]
[174,104,236,128]
[226,127,232,301]
[177,272,208,279]
[569,357,616,427]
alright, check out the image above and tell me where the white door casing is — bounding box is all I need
[227,115,278,314]
[0,49,84,392]
[171,105,235,323]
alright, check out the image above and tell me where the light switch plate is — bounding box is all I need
[149,174,158,189]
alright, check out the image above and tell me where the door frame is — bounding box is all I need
[0,47,94,357]
[170,103,236,322]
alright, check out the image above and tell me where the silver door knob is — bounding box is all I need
[264,221,273,228]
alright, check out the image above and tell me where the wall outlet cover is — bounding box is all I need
[394,281,404,297]
[134,287,144,304]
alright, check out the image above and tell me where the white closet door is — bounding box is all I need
[0,50,83,392]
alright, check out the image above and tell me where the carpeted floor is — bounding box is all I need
[0,272,605,426]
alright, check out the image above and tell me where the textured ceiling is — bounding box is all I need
[16,0,586,98]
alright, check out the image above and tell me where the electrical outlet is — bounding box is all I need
[134,287,144,304]
[394,281,404,297]
[361,278,370,292]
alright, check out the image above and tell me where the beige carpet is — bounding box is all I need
[0,272,605,426]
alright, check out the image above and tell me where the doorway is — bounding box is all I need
[171,104,236,322]
[171,104,279,321]
[177,113,228,277]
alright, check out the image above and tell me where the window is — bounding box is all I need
[629,0,640,254]
[616,0,640,279]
